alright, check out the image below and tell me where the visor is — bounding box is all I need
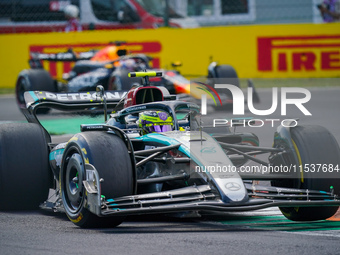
[149,125,172,133]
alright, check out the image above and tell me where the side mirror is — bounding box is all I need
[96,85,108,121]
[96,85,105,98]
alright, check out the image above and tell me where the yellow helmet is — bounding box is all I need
[138,111,174,134]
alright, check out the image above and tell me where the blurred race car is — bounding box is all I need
[15,42,243,112]
[2,71,340,228]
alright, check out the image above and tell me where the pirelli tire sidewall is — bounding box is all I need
[279,125,340,221]
[60,132,134,228]
[60,135,92,226]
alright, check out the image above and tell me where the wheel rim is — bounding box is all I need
[63,151,85,214]
[16,77,28,108]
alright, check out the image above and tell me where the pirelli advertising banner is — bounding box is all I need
[0,22,339,88]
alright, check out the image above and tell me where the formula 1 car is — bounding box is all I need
[15,42,242,113]
[2,71,339,228]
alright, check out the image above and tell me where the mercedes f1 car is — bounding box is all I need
[15,42,242,113]
[2,71,340,228]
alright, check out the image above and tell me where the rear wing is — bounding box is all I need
[22,90,126,143]
[30,51,95,62]
[29,50,96,69]
[24,90,126,112]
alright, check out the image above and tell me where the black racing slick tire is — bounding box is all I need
[278,125,340,221]
[0,123,50,210]
[108,69,142,91]
[60,132,134,228]
[207,64,240,111]
[15,69,56,113]
[209,64,240,88]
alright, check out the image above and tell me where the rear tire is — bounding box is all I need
[108,69,142,91]
[207,65,240,111]
[0,123,50,210]
[60,132,134,228]
[15,69,56,114]
[277,125,340,221]
[208,64,240,88]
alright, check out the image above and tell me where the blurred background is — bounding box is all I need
[0,0,339,90]
[0,0,338,33]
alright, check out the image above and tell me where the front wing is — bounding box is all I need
[82,172,340,217]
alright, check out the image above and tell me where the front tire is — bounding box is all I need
[277,125,340,221]
[60,132,134,228]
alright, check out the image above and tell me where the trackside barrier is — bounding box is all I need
[0,23,339,88]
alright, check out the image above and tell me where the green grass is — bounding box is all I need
[0,88,15,94]
[40,116,105,135]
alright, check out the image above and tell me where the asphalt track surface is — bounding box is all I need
[1,87,340,255]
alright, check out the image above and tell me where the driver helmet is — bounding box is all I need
[91,45,129,62]
[64,5,79,18]
[138,111,174,134]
